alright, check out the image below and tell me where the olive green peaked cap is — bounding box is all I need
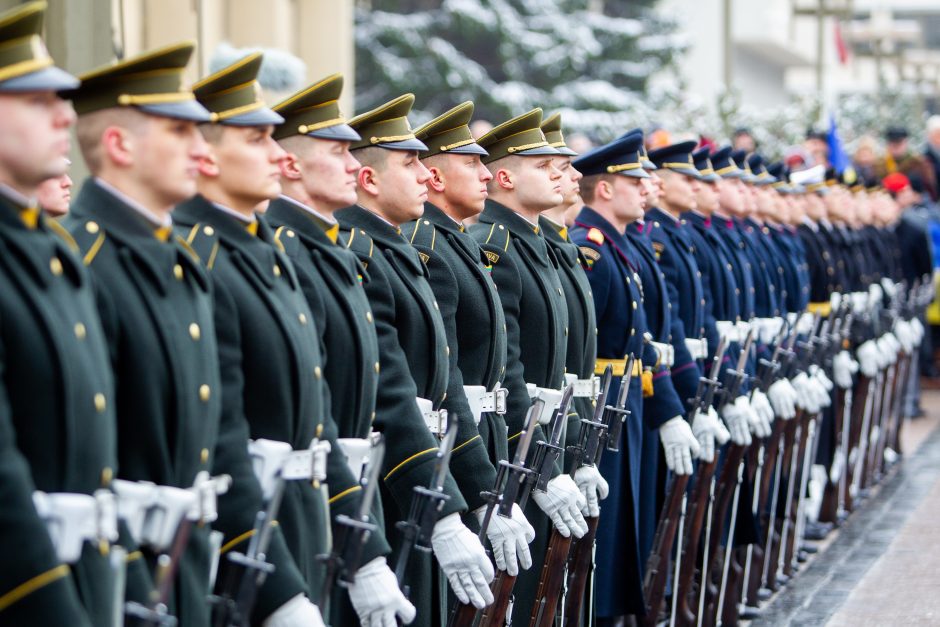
[349,93,428,152]
[477,108,559,165]
[272,73,360,142]
[415,101,487,159]
[0,1,77,92]
[540,112,577,156]
[192,52,283,126]
[69,41,212,122]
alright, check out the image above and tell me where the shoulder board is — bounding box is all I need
[483,222,511,251]
[484,249,500,266]
[587,227,605,246]
[184,223,221,270]
[44,217,78,254]
[407,219,437,251]
[274,225,301,258]
[579,246,601,262]
[70,219,107,266]
[651,241,665,254]
[173,235,200,264]
[417,251,430,265]
[344,228,374,270]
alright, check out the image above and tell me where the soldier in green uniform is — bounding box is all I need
[403,102,536,576]
[173,54,383,625]
[336,94,495,626]
[265,73,416,626]
[538,113,608,514]
[0,4,118,625]
[470,109,589,624]
[64,43,313,625]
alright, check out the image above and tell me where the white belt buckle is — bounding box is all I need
[33,492,99,564]
[94,489,119,544]
[570,377,599,399]
[716,320,739,343]
[736,320,751,341]
[112,479,158,545]
[685,338,708,361]
[532,386,563,425]
[651,341,675,368]
[338,437,373,480]
[188,471,231,525]
[281,449,315,481]
[416,397,447,436]
[144,485,197,552]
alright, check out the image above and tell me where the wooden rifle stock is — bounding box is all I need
[744,419,784,606]
[529,529,574,626]
[765,415,798,591]
[782,412,811,577]
[563,516,599,624]
[673,458,718,627]
[477,571,516,627]
[639,473,690,626]
[819,387,847,524]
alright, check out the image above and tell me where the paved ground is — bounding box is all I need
[751,389,940,626]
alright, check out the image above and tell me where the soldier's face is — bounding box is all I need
[716,178,742,215]
[556,157,583,207]
[374,149,432,224]
[298,137,361,210]
[694,180,719,215]
[431,153,491,219]
[805,193,825,220]
[509,156,564,212]
[660,169,699,212]
[136,116,209,206]
[643,171,663,205]
[0,91,74,193]
[209,125,285,209]
[36,169,72,217]
[617,176,648,223]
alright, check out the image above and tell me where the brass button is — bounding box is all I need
[433,301,439,311]
[203,226,215,236]
[49,257,63,276]
[286,230,295,238]
[101,467,113,484]
[298,313,307,325]
[74,322,86,340]
[199,384,211,402]
[498,225,505,230]
[366,311,373,323]
[445,346,450,356]
[200,448,209,464]
[370,411,376,422]
[174,264,184,281]
[557,288,563,295]
[314,366,322,379]
[316,424,323,437]
[632,302,637,310]
[564,327,569,336]
[85,221,99,234]
[374,362,380,374]
[274,265,281,277]
[94,393,106,413]
[189,323,201,341]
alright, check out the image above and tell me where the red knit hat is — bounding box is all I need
[882,172,910,193]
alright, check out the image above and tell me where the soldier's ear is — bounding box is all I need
[101,126,135,168]
[280,151,302,180]
[358,165,380,198]
[426,165,446,193]
[196,151,219,178]
[494,167,514,191]
[597,178,614,201]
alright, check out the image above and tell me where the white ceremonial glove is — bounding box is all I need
[850,292,869,313]
[692,406,724,463]
[893,320,911,354]
[347,557,416,626]
[743,394,771,438]
[751,390,775,427]
[856,340,880,378]
[767,378,798,420]
[758,317,784,344]
[809,367,832,409]
[868,283,884,307]
[262,594,325,627]
[881,278,898,300]
[720,397,753,446]
[791,372,820,413]
[473,503,535,577]
[431,513,495,609]
[911,317,925,346]
[710,406,731,446]
[573,465,610,518]
[532,474,589,539]
[877,333,899,366]
[659,416,701,475]
[833,351,859,390]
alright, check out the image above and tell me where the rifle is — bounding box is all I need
[644,337,727,627]
[447,399,544,627]
[478,386,574,627]
[697,327,757,627]
[320,438,386,622]
[819,307,854,524]
[393,410,459,602]
[530,368,614,627]
[564,357,638,626]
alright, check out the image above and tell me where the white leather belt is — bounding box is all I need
[463,385,507,426]
[650,341,675,368]
[416,397,448,436]
[111,471,231,552]
[249,438,331,501]
[337,432,382,480]
[755,317,784,344]
[527,384,563,425]
[684,338,709,361]
[32,489,119,564]
[716,320,752,343]
[564,373,600,399]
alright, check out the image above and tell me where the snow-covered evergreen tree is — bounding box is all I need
[354,0,685,138]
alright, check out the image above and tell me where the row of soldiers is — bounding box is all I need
[0,3,931,626]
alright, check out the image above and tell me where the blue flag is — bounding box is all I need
[827,113,849,174]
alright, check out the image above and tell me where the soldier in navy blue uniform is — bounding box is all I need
[571,133,698,620]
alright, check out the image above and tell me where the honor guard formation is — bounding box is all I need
[1,3,936,626]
